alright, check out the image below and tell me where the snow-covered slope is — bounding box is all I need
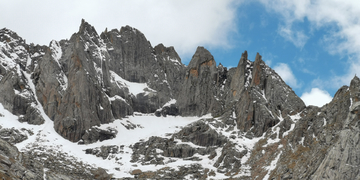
[0,102,203,178]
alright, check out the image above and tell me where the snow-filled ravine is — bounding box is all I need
[0,102,215,178]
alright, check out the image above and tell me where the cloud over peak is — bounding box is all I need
[273,63,301,89]
[300,88,333,107]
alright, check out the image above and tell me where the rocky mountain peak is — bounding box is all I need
[350,75,360,89]
[0,28,25,45]
[119,25,140,35]
[0,28,31,73]
[153,43,181,63]
[153,43,166,54]
[187,46,215,69]
[230,50,251,99]
[78,19,98,37]
[176,46,219,116]
[251,52,266,88]
[350,75,360,102]
[237,50,248,70]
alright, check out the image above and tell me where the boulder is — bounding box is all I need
[80,127,117,144]
[0,138,44,179]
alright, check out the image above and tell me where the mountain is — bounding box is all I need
[0,19,359,179]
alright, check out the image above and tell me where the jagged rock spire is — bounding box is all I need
[177,46,218,116]
[79,19,97,34]
[230,50,249,99]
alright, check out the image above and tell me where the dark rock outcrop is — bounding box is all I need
[85,145,119,159]
[174,120,228,147]
[0,127,29,144]
[0,138,43,179]
[155,103,179,117]
[80,127,117,144]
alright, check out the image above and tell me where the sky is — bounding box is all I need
[1,0,360,107]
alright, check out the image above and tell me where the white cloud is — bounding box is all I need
[301,68,316,76]
[0,0,241,63]
[300,88,333,107]
[278,25,309,48]
[273,63,300,88]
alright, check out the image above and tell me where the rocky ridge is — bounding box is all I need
[0,19,359,179]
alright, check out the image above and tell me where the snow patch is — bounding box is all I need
[163,99,176,107]
[49,40,68,91]
[166,56,181,65]
[268,127,281,144]
[110,70,156,96]
[300,137,305,145]
[232,111,236,118]
[261,90,267,102]
[108,95,127,102]
[263,151,282,180]
[50,40,62,62]
[283,123,295,137]
[290,113,301,122]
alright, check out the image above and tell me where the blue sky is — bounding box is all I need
[1,0,360,107]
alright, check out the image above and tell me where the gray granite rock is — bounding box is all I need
[177,46,219,116]
[231,52,306,137]
[0,29,45,125]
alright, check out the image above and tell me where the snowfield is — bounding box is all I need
[0,102,215,178]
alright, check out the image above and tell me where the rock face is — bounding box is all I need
[177,49,306,138]
[47,20,186,142]
[266,76,360,180]
[177,47,220,116]
[231,52,306,137]
[0,28,45,125]
[2,19,360,179]
[0,20,186,143]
